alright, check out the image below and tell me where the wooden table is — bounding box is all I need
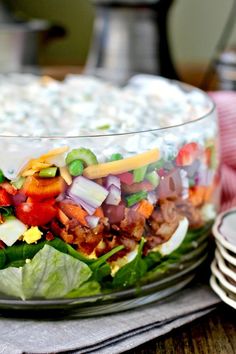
[124,304,236,353]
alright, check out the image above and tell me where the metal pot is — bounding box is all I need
[0,20,49,73]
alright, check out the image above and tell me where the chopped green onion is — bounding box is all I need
[39,167,57,178]
[0,206,13,217]
[110,153,123,162]
[126,191,147,207]
[11,176,25,189]
[145,171,160,187]
[66,148,98,166]
[0,170,5,183]
[68,159,84,176]
[133,165,147,183]
[147,159,164,172]
[96,124,110,130]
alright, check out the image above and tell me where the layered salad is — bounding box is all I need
[0,75,219,299]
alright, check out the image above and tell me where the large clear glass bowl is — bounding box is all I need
[0,78,219,315]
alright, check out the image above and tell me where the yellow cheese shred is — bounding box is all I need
[83,148,160,179]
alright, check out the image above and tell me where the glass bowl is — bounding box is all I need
[0,76,220,315]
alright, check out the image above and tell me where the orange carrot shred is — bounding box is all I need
[135,200,154,218]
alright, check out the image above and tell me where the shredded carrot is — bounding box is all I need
[135,200,154,218]
[93,207,104,218]
[59,203,88,227]
[189,186,213,207]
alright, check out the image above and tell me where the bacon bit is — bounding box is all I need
[50,220,63,237]
[175,199,203,229]
[120,209,145,241]
[45,231,55,241]
[0,240,5,249]
[0,182,17,195]
[60,229,74,244]
[160,200,180,224]
[73,225,103,255]
[0,214,4,224]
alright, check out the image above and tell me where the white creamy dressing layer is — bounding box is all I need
[0,74,216,180]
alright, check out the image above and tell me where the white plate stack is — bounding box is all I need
[211,208,236,309]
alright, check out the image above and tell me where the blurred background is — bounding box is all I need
[1,0,236,89]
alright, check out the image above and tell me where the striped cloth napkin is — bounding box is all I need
[209,91,236,211]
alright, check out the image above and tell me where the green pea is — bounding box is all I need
[0,169,5,183]
[68,159,84,176]
[110,153,123,162]
[39,167,57,178]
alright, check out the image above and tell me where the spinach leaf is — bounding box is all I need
[112,238,147,289]
[66,280,101,298]
[0,207,13,217]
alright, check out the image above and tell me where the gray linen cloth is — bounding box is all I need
[0,283,220,354]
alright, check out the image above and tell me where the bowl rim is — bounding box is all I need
[215,248,236,282]
[210,275,236,310]
[211,259,236,294]
[212,208,236,254]
[216,241,236,266]
[0,78,216,139]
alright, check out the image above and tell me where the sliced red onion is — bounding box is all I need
[197,167,214,186]
[105,175,121,189]
[147,191,158,205]
[69,176,108,210]
[105,184,121,206]
[75,197,96,215]
[56,192,66,202]
[62,194,96,215]
[157,168,182,199]
[12,192,27,206]
[85,215,100,228]
[117,172,133,185]
[103,202,125,224]
[180,169,189,200]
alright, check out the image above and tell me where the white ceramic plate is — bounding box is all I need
[216,241,236,266]
[212,208,236,254]
[215,249,236,283]
[210,275,236,310]
[211,259,236,294]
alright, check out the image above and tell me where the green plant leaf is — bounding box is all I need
[112,238,147,288]
[0,245,92,300]
[66,280,101,298]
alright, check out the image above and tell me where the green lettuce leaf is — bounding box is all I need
[0,245,92,300]
[0,267,24,299]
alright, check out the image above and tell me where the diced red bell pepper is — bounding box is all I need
[0,188,12,207]
[0,182,17,195]
[22,176,65,201]
[117,172,134,185]
[176,142,200,166]
[15,199,57,226]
